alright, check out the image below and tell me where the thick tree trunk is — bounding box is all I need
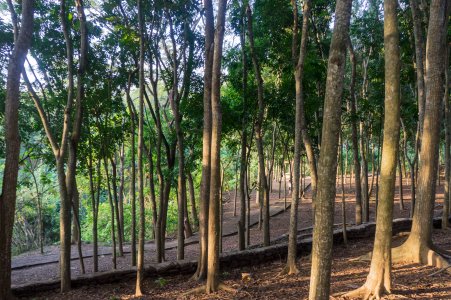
[193,0,214,281]
[308,0,352,298]
[392,0,449,272]
[206,0,227,293]
[0,1,34,298]
[345,1,400,297]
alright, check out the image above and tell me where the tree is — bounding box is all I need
[283,0,312,275]
[135,0,145,294]
[308,0,352,298]
[390,0,450,271]
[0,1,34,298]
[347,36,363,225]
[343,0,400,297]
[247,3,270,247]
[192,0,214,282]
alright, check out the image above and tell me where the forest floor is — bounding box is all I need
[14,174,450,299]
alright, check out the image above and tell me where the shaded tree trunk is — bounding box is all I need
[284,0,311,275]
[347,35,363,225]
[247,4,270,247]
[135,0,145,294]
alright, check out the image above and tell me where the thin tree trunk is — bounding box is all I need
[398,153,405,210]
[187,172,199,227]
[247,4,270,247]
[347,36,363,225]
[135,0,145,294]
[104,158,117,270]
[110,157,123,256]
[284,0,311,275]
[339,135,348,247]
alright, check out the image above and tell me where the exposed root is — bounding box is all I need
[183,283,236,297]
[183,285,206,296]
[341,281,389,300]
[428,265,451,277]
[277,264,300,277]
[348,252,372,262]
[392,242,451,275]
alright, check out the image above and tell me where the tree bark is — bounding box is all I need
[206,0,227,293]
[347,36,363,225]
[344,1,400,297]
[284,0,311,275]
[0,1,34,298]
[247,4,270,247]
[192,0,214,282]
[442,42,450,229]
[308,0,352,298]
[135,0,145,294]
[391,0,449,272]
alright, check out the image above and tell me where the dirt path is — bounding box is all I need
[11,175,447,288]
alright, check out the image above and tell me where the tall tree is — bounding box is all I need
[0,1,34,298]
[135,0,145,294]
[308,0,352,298]
[206,0,227,292]
[247,3,270,247]
[347,36,363,225]
[391,0,450,272]
[283,0,312,275]
[192,0,215,281]
[344,0,400,297]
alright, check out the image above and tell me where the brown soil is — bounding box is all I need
[22,229,451,299]
[14,174,450,299]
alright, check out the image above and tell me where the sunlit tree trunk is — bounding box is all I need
[344,1,400,297]
[206,0,227,292]
[193,0,214,281]
[0,1,34,298]
[391,0,450,271]
[308,0,352,298]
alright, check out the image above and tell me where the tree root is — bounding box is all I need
[391,242,451,277]
[183,283,236,297]
[277,264,300,277]
[348,252,372,262]
[340,281,389,300]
